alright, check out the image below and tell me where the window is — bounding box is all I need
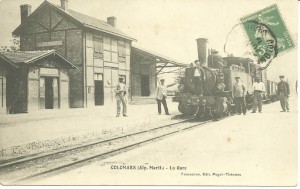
[118,40,126,62]
[94,37,103,58]
[94,73,103,81]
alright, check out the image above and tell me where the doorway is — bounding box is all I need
[45,77,54,109]
[40,77,59,109]
[94,73,104,106]
[141,75,150,96]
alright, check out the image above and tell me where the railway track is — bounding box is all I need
[0,117,218,185]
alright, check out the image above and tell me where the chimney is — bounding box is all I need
[20,4,31,24]
[107,16,117,27]
[196,38,208,67]
[60,0,68,11]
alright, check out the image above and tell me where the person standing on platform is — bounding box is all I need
[114,77,127,117]
[233,76,247,115]
[155,79,171,115]
[252,77,265,113]
[277,75,290,112]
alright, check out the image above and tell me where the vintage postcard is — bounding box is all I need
[0,0,297,186]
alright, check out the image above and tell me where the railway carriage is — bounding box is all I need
[265,80,278,103]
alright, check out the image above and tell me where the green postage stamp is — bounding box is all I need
[240,4,295,67]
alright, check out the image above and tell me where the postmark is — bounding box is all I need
[240,4,295,69]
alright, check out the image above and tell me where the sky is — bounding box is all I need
[0,0,298,85]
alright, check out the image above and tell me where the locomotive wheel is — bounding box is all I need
[178,104,196,116]
[212,110,222,119]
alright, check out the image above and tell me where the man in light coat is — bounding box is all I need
[115,77,127,117]
[155,79,170,115]
[252,77,265,113]
[233,76,247,115]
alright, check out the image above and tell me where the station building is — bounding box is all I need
[13,0,136,109]
[10,0,185,111]
[0,55,11,114]
[0,50,76,114]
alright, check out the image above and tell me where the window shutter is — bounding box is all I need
[118,41,126,62]
[93,37,103,58]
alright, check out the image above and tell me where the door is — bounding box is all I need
[53,78,59,109]
[94,73,104,106]
[39,77,45,109]
[45,77,54,109]
[40,77,59,109]
[141,75,150,96]
[95,81,104,105]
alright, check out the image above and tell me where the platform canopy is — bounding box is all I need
[131,46,188,75]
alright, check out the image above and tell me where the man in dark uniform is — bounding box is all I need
[277,75,290,112]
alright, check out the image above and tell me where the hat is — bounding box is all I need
[279,75,284,78]
[235,76,240,79]
[160,79,165,81]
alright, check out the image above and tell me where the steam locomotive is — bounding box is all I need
[172,38,278,119]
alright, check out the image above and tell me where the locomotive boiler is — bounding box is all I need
[173,38,268,119]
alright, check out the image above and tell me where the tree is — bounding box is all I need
[0,36,20,52]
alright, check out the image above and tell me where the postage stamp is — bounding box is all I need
[240,4,295,68]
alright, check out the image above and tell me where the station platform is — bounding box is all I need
[0,95,297,166]
[0,98,181,161]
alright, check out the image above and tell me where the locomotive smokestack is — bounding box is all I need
[196,38,208,67]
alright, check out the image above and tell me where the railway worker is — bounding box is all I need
[233,76,247,115]
[114,77,127,117]
[277,75,290,112]
[155,79,171,115]
[251,77,265,113]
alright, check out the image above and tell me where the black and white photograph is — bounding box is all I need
[0,0,298,186]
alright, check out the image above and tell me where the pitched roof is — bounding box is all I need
[0,54,18,68]
[13,1,136,41]
[132,46,188,66]
[0,50,77,68]
[61,8,136,41]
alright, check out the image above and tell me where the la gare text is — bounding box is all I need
[111,165,187,171]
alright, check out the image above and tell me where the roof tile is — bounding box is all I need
[1,50,54,64]
[50,2,136,41]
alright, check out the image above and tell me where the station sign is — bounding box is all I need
[40,68,59,76]
[37,41,63,48]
